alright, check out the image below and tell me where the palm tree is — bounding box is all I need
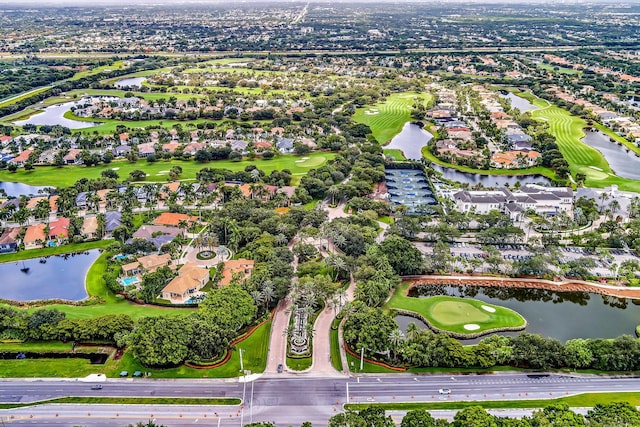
[261,281,275,312]
[388,328,405,362]
[405,322,420,342]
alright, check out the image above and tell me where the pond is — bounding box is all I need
[0,182,49,197]
[395,284,640,343]
[14,100,101,129]
[581,130,640,180]
[114,77,147,89]
[430,163,552,187]
[499,92,539,113]
[385,122,433,161]
[0,250,100,301]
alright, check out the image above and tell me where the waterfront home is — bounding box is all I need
[122,253,174,277]
[81,216,99,240]
[161,262,209,304]
[23,223,47,250]
[130,224,180,249]
[48,217,70,243]
[0,227,21,253]
[219,259,254,287]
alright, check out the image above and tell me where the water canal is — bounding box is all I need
[385,122,433,161]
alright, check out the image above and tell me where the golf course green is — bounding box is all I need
[517,92,640,192]
[0,152,334,187]
[353,92,433,143]
[387,285,526,337]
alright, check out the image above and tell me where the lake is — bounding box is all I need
[499,92,539,113]
[14,100,100,129]
[0,182,49,197]
[582,130,640,180]
[396,284,640,343]
[0,250,100,301]
[114,77,147,89]
[430,163,552,187]
[385,122,433,161]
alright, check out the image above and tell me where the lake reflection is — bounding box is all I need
[0,250,99,301]
[385,122,433,160]
[14,100,101,129]
[397,284,640,342]
[114,77,147,88]
[430,163,552,187]
[0,182,49,197]
[499,92,539,113]
[582,130,640,180]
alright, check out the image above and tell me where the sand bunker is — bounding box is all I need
[481,305,496,313]
[464,324,480,331]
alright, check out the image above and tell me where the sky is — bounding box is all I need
[0,0,628,5]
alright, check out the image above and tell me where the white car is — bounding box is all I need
[438,388,451,394]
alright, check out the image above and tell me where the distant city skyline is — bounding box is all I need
[0,0,632,5]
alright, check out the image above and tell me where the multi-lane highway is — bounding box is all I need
[1,373,639,426]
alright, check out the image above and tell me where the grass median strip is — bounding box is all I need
[345,392,640,411]
[0,396,241,409]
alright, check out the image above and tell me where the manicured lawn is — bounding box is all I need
[287,356,312,371]
[0,240,112,263]
[0,341,73,351]
[0,396,240,409]
[345,350,397,374]
[518,91,640,192]
[330,317,343,372]
[346,392,640,411]
[383,149,407,161]
[385,283,526,336]
[69,60,128,81]
[537,63,580,75]
[0,152,335,188]
[353,92,433,143]
[0,319,272,378]
[0,87,52,109]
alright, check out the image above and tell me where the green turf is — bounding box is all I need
[0,396,240,409]
[0,319,271,378]
[286,356,312,371]
[516,91,640,192]
[345,350,397,374]
[0,87,53,109]
[330,317,343,372]
[383,149,407,161]
[0,240,112,263]
[353,92,433,143]
[537,63,580,75]
[385,283,526,336]
[0,152,334,188]
[346,392,640,411]
[70,60,128,81]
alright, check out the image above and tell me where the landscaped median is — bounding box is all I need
[344,392,640,411]
[0,396,241,410]
[386,283,526,339]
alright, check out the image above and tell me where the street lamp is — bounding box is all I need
[239,348,244,372]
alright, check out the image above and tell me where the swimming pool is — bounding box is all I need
[120,277,140,286]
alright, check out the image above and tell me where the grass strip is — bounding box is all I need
[0,396,240,409]
[345,392,640,411]
[330,317,343,372]
[0,240,112,263]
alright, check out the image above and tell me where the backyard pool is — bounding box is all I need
[120,276,140,286]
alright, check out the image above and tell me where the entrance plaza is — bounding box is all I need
[385,168,438,214]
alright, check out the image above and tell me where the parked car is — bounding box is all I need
[277,363,283,373]
[133,371,143,377]
[119,371,128,377]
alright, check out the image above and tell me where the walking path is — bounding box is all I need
[265,297,291,373]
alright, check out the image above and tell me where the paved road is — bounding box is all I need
[1,373,639,426]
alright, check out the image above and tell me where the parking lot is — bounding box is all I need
[414,242,640,278]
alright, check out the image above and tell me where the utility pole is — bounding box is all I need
[360,347,364,371]
[239,348,244,372]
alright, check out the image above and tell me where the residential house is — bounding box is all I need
[49,196,60,216]
[23,223,47,250]
[162,142,181,153]
[105,211,122,234]
[63,148,83,165]
[0,227,21,253]
[161,262,210,304]
[81,216,99,240]
[0,135,13,146]
[76,192,88,209]
[129,224,180,249]
[219,259,255,287]
[48,217,70,243]
[276,137,294,154]
[122,253,174,277]
[183,142,206,155]
[153,212,198,228]
[491,151,540,168]
[137,143,156,158]
[9,150,33,167]
[113,145,131,157]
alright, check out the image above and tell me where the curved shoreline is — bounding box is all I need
[393,308,526,340]
[403,275,640,299]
